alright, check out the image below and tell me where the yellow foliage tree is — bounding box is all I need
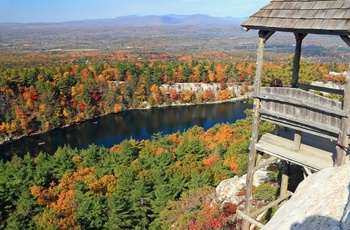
[182,90,195,103]
[150,84,163,105]
[5,121,17,138]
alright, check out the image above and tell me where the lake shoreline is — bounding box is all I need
[0,95,249,146]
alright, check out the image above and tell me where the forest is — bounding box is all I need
[0,56,346,144]
[0,60,252,143]
[0,114,276,229]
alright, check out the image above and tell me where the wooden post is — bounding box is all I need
[291,33,307,87]
[294,130,301,151]
[335,60,350,166]
[280,160,290,197]
[242,30,274,230]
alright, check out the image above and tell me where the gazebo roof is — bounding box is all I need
[241,0,350,35]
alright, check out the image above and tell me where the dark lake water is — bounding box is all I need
[0,101,252,160]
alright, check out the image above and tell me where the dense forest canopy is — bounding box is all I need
[0,57,346,143]
[0,115,275,229]
[0,60,253,141]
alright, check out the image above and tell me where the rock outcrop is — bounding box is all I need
[262,163,350,230]
[216,159,272,204]
[160,83,244,98]
[216,175,247,204]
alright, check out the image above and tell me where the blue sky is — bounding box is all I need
[0,0,271,23]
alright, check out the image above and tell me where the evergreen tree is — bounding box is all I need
[105,192,132,229]
[130,178,152,228]
[76,192,108,229]
[36,80,60,130]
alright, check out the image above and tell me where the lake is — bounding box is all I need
[0,101,252,160]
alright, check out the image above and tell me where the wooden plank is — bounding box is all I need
[256,133,335,171]
[302,9,318,19]
[260,109,340,136]
[260,115,339,140]
[261,87,342,108]
[343,1,350,9]
[323,9,340,19]
[334,9,347,19]
[323,19,340,30]
[237,209,265,229]
[254,92,346,117]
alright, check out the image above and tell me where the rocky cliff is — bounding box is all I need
[262,163,350,230]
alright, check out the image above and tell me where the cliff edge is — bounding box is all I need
[262,163,350,230]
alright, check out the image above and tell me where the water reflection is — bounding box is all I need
[0,102,251,160]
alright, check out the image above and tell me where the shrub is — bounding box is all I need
[254,183,278,201]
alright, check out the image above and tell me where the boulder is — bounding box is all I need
[216,160,272,204]
[216,175,247,204]
[262,163,350,230]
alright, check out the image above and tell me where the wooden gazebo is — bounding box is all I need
[239,0,350,229]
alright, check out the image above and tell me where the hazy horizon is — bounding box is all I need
[0,0,270,23]
[0,14,249,25]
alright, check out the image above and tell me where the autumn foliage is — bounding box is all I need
[0,60,257,141]
[0,112,276,229]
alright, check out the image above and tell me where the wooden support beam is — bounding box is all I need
[242,30,274,230]
[291,33,307,87]
[251,191,293,217]
[237,209,265,229]
[340,35,350,47]
[296,82,344,95]
[280,161,290,197]
[294,130,301,151]
[254,31,275,92]
[302,166,313,178]
[335,61,350,166]
[256,153,263,167]
[253,156,277,172]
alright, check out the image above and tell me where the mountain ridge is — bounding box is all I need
[0,14,246,27]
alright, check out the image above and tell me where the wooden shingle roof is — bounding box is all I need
[241,0,350,35]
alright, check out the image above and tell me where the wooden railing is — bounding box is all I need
[254,87,345,140]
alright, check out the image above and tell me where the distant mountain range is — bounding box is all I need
[1,14,247,28]
[107,14,246,26]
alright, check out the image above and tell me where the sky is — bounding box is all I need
[0,0,271,23]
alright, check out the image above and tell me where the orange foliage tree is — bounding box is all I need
[218,89,233,101]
